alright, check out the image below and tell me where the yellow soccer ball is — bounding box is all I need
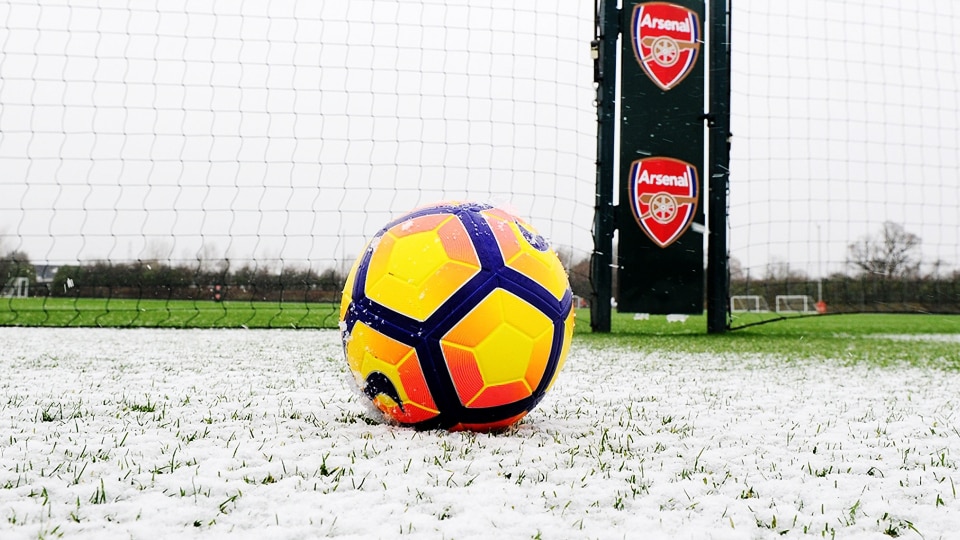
[339,202,574,431]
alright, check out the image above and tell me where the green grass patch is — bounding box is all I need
[3,298,958,368]
[574,309,960,368]
[0,297,340,329]
[574,309,960,336]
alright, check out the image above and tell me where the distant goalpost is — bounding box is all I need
[730,295,768,313]
[774,295,819,315]
[1,277,29,299]
[731,295,822,315]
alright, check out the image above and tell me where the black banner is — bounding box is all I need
[618,0,706,314]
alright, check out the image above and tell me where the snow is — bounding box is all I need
[866,334,960,343]
[1,327,959,539]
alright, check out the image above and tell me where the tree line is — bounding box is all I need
[731,222,960,313]
[1,254,349,303]
[3,222,957,311]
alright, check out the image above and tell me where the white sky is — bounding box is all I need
[0,0,958,278]
[730,0,960,276]
[0,0,597,269]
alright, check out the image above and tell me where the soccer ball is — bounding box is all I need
[339,201,574,431]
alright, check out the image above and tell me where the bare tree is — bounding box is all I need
[1,249,33,284]
[728,256,745,281]
[566,255,592,300]
[847,221,920,279]
[140,238,175,264]
[193,242,222,273]
[764,256,807,281]
[0,231,9,256]
[553,245,575,270]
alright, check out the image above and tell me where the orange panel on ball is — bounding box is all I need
[437,217,481,266]
[483,210,523,262]
[467,380,531,408]
[441,344,485,406]
[390,213,450,238]
[397,352,438,411]
[374,399,439,425]
[523,330,554,391]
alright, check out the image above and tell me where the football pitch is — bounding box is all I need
[0,298,343,329]
[1,315,959,538]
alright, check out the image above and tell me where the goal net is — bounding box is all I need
[728,1,960,324]
[0,1,596,326]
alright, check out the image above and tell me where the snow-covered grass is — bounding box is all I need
[1,327,959,539]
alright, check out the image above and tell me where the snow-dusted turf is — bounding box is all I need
[1,328,959,539]
[866,334,960,343]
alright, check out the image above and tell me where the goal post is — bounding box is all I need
[1,277,29,298]
[596,0,960,331]
[592,0,731,332]
[730,295,767,313]
[775,295,818,314]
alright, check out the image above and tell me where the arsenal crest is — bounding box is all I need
[630,2,701,91]
[627,157,699,248]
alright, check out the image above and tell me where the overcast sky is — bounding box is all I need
[730,0,959,276]
[1,0,957,278]
[0,0,596,270]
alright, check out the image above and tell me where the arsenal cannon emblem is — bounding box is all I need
[630,2,701,91]
[627,157,700,248]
